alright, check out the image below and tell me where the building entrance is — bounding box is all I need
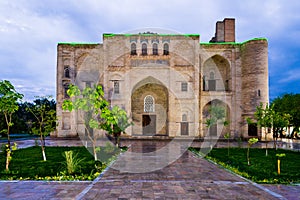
[142,114,156,135]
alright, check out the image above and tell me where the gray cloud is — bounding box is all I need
[0,0,300,100]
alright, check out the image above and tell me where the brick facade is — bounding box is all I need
[54,19,268,139]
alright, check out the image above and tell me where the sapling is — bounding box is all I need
[276,153,286,175]
[247,138,258,165]
[5,143,17,171]
[224,132,230,157]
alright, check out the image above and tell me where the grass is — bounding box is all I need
[189,147,300,184]
[0,146,125,181]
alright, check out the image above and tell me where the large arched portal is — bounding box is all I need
[131,80,168,136]
[203,55,231,91]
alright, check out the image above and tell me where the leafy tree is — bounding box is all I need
[63,84,132,160]
[62,84,110,161]
[205,105,228,135]
[101,106,132,147]
[26,96,57,161]
[254,103,273,156]
[0,80,23,170]
[272,93,300,138]
[272,112,290,149]
[253,103,291,154]
[204,104,229,150]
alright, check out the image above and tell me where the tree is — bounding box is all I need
[62,84,109,161]
[253,103,291,154]
[26,96,57,161]
[0,80,23,171]
[205,104,229,149]
[272,93,300,139]
[63,84,132,160]
[101,106,132,147]
[247,138,258,165]
[272,112,290,149]
[276,153,286,175]
[205,105,228,135]
[254,103,273,156]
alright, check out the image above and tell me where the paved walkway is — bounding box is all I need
[0,139,299,199]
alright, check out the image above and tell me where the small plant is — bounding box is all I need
[276,153,286,175]
[247,138,258,165]
[224,133,230,157]
[62,150,85,175]
[5,143,17,171]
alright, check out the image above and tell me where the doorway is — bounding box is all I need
[143,114,156,135]
[181,122,189,135]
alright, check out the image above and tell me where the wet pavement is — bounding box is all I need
[0,138,299,199]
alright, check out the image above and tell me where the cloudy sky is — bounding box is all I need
[1,0,300,101]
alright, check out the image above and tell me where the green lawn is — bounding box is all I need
[0,146,123,181]
[190,147,300,184]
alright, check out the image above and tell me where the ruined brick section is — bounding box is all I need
[210,18,235,43]
[54,18,268,140]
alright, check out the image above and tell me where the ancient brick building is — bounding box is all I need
[54,18,269,139]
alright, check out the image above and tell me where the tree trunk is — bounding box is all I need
[5,148,10,171]
[277,159,281,175]
[247,147,250,165]
[265,127,268,156]
[4,113,11,149]
[94,148,98,161]
[114,132,121,147]
[7,124,11,149]
[93,141,98,161]
[40,135,46,161]
[42,148,46,161]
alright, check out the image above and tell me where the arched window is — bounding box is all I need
[64,66,70,78]
[163,43,169,55]
[142,43,147,55]
[152,43,158,55]
[182,114,187,122]
[131,43,137,55]
[208,72,216,91]
[144,95,154,112]
[114,81,119,94]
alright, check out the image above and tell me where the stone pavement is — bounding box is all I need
[79,141,284,200]
[0,139,299,199]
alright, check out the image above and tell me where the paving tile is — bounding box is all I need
[0,140,299,199]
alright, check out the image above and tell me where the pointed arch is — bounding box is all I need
[142,43,147,55]
[163,43,169,55]
[131,43,137,55]
[152,43,158,55]
[203,55,231,91]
